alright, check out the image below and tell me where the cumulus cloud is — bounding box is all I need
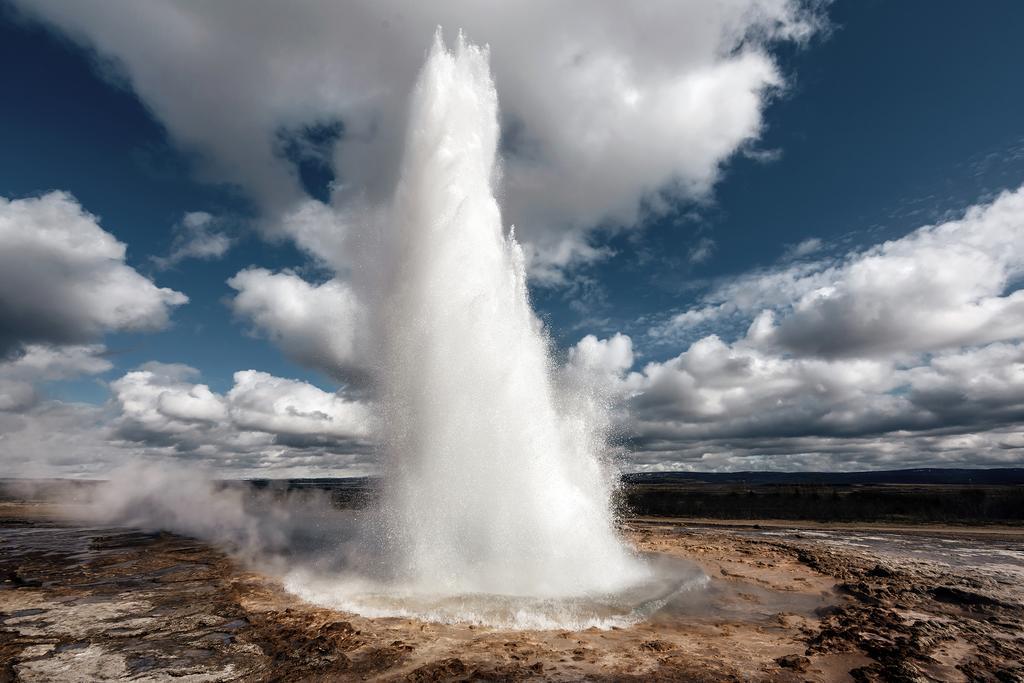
[227,268,363,381]
[653,184,1024,358]
[151,211,232,270]
[767,188,1024,357]
[625,429,1024,473]
[905,343,1024,428]
[109,363,374,470]
[627,335,910,440]
[565,185,1024,470]
[564,333,635,391]
[228,370,372,442]
[0,192,187,355]
[12,0,824,278]
[276,199,354,271]
[571,333,1024,471]
[0,361,378,477]
[0,344,112,412]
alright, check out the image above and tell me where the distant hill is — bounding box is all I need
[5,468,1024,489]
[621,468,1024,486]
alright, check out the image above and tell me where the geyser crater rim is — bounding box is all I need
[281,555,709,631]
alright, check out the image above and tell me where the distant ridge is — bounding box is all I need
[5,469,1023,487]
[246,467,1024,486]
[621,468,1024,486]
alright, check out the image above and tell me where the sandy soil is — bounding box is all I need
[1,504,1022,681]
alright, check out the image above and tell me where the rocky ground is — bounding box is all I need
[1,502,1022,681]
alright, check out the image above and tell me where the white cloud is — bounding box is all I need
[112,363,225,440]
[564,333,634,389]
[89,363,376,476]
[227,370,372,440]
[3,344,112,383]
[227,268,363,381]
[576,187,1024,469]
[0,192,187,354]
[0,361,378,476]
[767,187,1024,357]
[0,344,112,412]
[13,0,823,278]
[626,335,909,440]
[577,332,1024,470]
[151,211,232,270]
[905,342,1024,425]
[276,199,353,271]
[0,379,36,413]
[653,184,1024,358]
[625,428,1024,473]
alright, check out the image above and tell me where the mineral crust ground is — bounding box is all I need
[2,502,1022,681]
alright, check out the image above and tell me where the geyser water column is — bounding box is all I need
[283,31,706,628]
[373,31,647,598]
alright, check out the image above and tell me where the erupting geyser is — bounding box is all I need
[373,31,646,598]
[286,31,704,628]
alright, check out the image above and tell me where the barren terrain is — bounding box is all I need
[1,502,1022,681]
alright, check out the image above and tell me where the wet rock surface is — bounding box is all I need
[1,504,1022,681]
[636,521,1024,682]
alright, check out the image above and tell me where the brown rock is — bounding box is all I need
[405,657,469,682]
[775,654,810,672]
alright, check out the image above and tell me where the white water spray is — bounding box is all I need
[50,30,700,629]
[283,32,706,627]
[370,30,645,598]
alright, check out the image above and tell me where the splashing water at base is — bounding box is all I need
[286,556,708,631]
[286,31,693,627]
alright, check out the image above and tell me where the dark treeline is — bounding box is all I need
[242,476,1024,524]
[620,483,1024,524]
[6,470,1024,524]
[622,468,1024,486]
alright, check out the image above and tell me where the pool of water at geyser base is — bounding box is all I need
[282,554,711,631]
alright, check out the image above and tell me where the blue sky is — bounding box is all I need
[2,0,1024,476]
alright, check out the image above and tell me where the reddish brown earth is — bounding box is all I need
[1,502,1022,681]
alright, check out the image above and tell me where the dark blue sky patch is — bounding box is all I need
[274,120,344,203]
